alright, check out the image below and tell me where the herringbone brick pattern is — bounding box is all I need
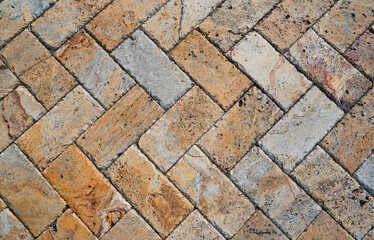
[0,0,373,239]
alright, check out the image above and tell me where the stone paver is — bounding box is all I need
[139,86,223,172]
[198,87,283,172]
[231,146,321,239]
[289,29,372,111]
[0,208,33,240]
[112,30,192,109]
[168,146,255,238]
[228,32,311,110]
[0,144,65,236]
[44,144,131,238]
[17,86,104,169]
[355,154,374,196]
[0,198,6,212]
[105,145,193,238]
[362,229,374,240]
[291,146,374,239]
[259,86,344,173]
[0,60,18,98]
[171,30,252,110]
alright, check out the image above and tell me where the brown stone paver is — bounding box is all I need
[0,60,18,98]
[0,198,6,211]
[0,208,33,240]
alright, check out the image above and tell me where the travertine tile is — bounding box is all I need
[0,208,33,240]
[355,154,374,196]
[0,198,6,211]
[289,29,372,111]
[0,144,65,236]
[232,211,287,240]
[298,211,353,240]
[171,30,252,110]
[17,86,104,169]
[105,145,193,237]
[256,0,335,50]
[168,146,255,238]
[228,32,311,110]
[259,86,343,173]
[291,146,374,239]
[362,229,374,240]
[101,210,160,240]
[112,30,192,109]
[143,0,223,51]
[199,0,279,52]
[77,85,164,169]
[167,210,224,240]
[86,0,167,51]
[0,60,18,98]
[230,146,321,239]
[44,145,131,238]
[38,209,97,240]
[0,86,45,152]
[139,86,223,172]
[321,89,374,173]
[314,0,374,52]
[198,87,282,172]
[56,30,135,109]
[19,56,77,109]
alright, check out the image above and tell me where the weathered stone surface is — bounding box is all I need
[112,30,192,109]
[0,144,65,236]
[314,0,374,52]
[38,209,97,240]
[298,211,353,240]
[17,86,104,169]
[289,29,372,111]
[291,146,374,239]
[0,29,49,75]
[171,30,252,110]
[105,145,193,238]
[44,145,131,238]
[228,32,311,110]
[86,0,167,51]
[19,56,77,109]
[232,211,287,240]
[139,86,223,172]
[101,209,160,240]
[0,86,45,152]
[198,87,282,172]
[56,30,135,109]
[256,0,335,50]
[362,229,374,240]
[199,0,279,52]
[168,146,255,238]
[0,60,18,98]
[167,210,224,240]
[143,0,223,51]
[0,198,6,211]
[355,154,374,196]
[0,208,33,240]
[77,85,164,169]
[230,146,321,238]
[346,31,374,78]
[321,89,374,173]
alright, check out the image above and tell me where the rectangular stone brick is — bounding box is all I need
[139,86,223,172]
[86,0,167,51]
[199,0,279,52]
[0,60,18,98]
[230,146,321,239]
[168,146,255,238]
[291,146,374,239]
[259,86,343,173]
[77,85,164,169]
[171,30,253,110]
[321,89,374,173]
[112,30,192,109]
[105,145,193,237]
[314,0,374,52]
[289,29,372,111]
[167,210,224,240]
[17,85,104,169]
[56,30,135,109]
[228,32,311,110]
[355,154,374,196]
[0,145,65,236]
[143,0,223,51]
[0,208,33,240]
[198,87,283,172]
[44,145,131,238]
[256,0,335,50]
[19,56,77,109]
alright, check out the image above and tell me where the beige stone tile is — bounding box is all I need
[0,198,6,212]
[0,60,18,98]
[0,208,33,240]
[362,229,374,240]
